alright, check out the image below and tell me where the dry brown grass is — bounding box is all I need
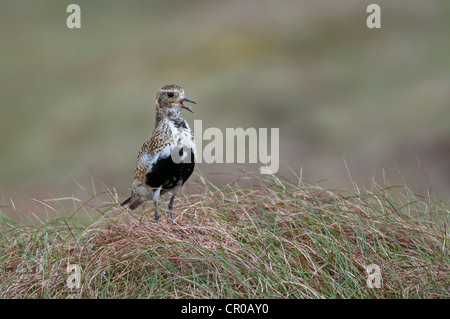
[0,174,448,298]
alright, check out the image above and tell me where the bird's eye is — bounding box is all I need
[167,92,174,98]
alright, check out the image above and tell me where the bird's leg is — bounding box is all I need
[152,188,161,223]
[168,195,175,222]
[168,185,181,223]
[153,202,159,222]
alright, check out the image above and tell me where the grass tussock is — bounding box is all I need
[0,174,449,298]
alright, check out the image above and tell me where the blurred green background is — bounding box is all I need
[1,0,449,215]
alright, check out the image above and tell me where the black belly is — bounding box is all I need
[145,150,195,194]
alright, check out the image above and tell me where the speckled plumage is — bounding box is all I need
[121,84,197,222]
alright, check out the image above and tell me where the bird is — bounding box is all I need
[121,84,197,222]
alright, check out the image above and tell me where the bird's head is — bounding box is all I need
[156,84,197,114]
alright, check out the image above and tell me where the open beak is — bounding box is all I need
[180,97,197,113]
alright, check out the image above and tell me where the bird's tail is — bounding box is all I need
[121,196,132,207]
[121,192,142,210]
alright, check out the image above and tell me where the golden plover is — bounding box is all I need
[121,84,197,222]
